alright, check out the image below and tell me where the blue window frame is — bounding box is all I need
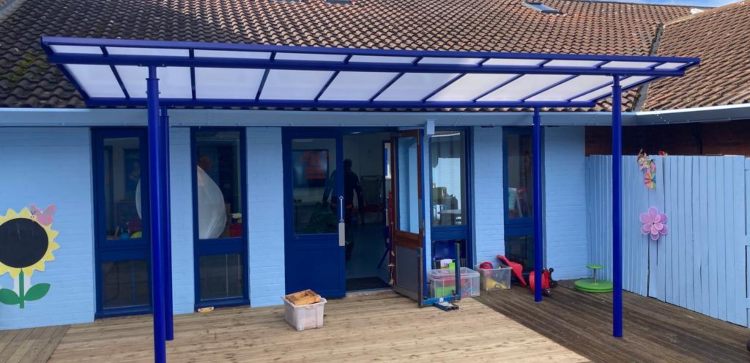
[502,127,538,271]
[429,128,473,269]
[190,128,249,308]
[92,128,152,318]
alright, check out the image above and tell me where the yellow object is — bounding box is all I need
[0,208,59,278]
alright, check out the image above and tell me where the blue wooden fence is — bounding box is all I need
[586,155,748,326]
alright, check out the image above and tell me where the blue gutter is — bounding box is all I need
[161,107,174,341]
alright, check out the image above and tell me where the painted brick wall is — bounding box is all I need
[169,127,194,314]
[471,127,505,266]
[544,126,588,279]
[0,128,95,329]
[246,127,285,307]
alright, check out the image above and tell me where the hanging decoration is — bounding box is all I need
[637,149,656,189]
[0,206,59,308]
[640,207,668,241]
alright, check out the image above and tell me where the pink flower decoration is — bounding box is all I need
[640,207,668,241]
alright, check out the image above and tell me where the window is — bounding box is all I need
[103,137,144,240]
[195,131,243,240]
[505,132,533,220]
[193,130,247,304]
[430,131,467,227]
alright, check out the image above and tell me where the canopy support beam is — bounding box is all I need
[147,66,168,362]
[612,76,623,338]
[532,107,543,303]
[161,106,174,342]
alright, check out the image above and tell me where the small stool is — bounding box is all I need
[574,263,613,293]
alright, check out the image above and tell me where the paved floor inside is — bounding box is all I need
[476,281,750,363]
[1,291,585,362]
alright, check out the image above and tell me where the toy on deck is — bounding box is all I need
[574,264,614,293]
[528,268,557,296]
[496,255,527,287]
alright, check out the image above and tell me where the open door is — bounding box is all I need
[389,130,424,302]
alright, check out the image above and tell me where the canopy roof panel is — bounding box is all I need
[41,36,699,109]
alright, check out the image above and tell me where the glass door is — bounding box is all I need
[192,129,248,308]
[92,128,151,317]
[283,130,345,298]
[390,130,424,301]
[503,128,535,272]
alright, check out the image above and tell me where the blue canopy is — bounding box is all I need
[41,36,698,109]
[41,35,698,363]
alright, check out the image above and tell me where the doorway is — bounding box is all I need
[92,128,151,317]
[283,128,426,299]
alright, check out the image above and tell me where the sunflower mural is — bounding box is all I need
[0,206,59,308]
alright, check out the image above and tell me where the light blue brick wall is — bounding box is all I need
[471,127,505,266]
[169,127,194,314]
[246,127,285,307]
[543,126,588,279]
[0,128,96,329]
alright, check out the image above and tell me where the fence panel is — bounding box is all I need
[585,155,748,326]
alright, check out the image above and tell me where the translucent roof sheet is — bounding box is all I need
[41,36,700,109]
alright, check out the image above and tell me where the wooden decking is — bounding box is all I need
[476,281,750,363]
[1,291,585,362]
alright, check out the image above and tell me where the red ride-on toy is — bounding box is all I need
[497,255,527,287]
[528,268,557,296]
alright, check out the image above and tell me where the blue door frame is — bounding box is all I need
[92,127,152,318]
[190,127,250,308]
[282,128,345,298]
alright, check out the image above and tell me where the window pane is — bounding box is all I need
[505,132,533,219]
[292,138,338,234]
[430,131,466,226]
[506,235,534,271]
[195,131,243,239]
[397,137,419,233]
[199,254,244,301]
[102,137,145,240]
[102,260,150,309]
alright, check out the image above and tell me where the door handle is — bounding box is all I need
[338,196,345,247]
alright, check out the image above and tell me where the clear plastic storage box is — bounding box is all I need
[477,266,512,291]
[429,267,480,298]
[283,296,327,331]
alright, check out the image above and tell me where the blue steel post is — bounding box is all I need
[532,108,543,303]
[160,107,174,341]
[612,76,623,337]
[147,66,167,362]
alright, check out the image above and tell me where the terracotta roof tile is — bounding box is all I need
[644,1,750,111]
[0,0,692,110]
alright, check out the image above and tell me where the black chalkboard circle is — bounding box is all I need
[0,218,49,268]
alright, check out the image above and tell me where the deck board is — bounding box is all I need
[475,282,750,363]
[32,291,586,362]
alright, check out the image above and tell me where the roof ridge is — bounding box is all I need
[663,0,747,27]
[551,0,697,10]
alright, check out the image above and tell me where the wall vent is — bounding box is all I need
[522,1,561,15]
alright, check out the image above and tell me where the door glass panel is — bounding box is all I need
[101,260,150,309]
[102,137,145,240]
[195,131,243,239]
[397,136,420,233]
[292,138,338,234]
[199,254,244,300]
[505,132,533,219]
[430,131,466,226]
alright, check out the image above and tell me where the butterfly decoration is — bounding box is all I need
[637,149,656,190]
[29,204,56,226]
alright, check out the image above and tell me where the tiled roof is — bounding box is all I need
[643,1,750,111]
[0,0,692,110]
